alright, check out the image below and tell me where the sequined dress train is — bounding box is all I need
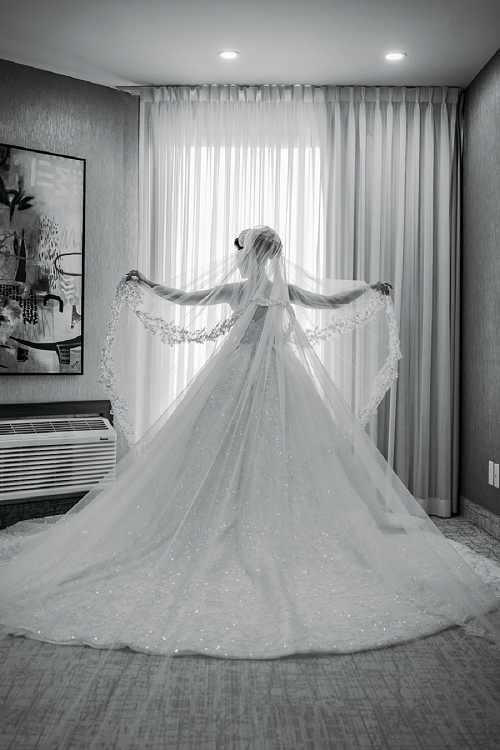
[0,310,497,657]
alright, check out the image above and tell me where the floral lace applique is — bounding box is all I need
[355,297,402,426]
[304,293,402,427]
[305,292,385,343]
[99,279,143,445]
[134,309,243,346]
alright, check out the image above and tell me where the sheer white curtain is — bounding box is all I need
[137,84,461,516]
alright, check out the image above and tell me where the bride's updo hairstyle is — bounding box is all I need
[238,225,283,264]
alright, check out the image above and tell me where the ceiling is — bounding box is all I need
[1,0,499,90]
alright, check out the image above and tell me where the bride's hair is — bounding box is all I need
[238,226,283,263]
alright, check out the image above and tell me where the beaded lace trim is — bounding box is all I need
[100,281,401,441]
[99,279,143,445]
[134,309,243,346]
[100,279,246,443]
[305,293,385,343]
[354,297,402,426]
[304,293,402,426]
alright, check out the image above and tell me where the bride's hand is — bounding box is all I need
[126,270,148,284]
[370,281,393,296]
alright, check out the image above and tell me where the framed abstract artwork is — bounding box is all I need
[0,143,85,374]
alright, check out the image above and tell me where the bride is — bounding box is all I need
[0,225,498,657]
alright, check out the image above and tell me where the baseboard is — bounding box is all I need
[460,495,500,542]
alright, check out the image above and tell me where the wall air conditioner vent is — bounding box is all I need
[0,417,117,503]
[0,418,109,436]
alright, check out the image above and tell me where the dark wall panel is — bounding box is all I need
[0,59,139,456]
[461,48,500,515]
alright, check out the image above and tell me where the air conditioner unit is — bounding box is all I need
[0,417,117,503]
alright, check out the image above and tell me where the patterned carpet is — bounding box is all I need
[1,517,500,750]
[432,516,500,565]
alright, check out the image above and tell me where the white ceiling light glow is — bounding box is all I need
[218,51,240,59]
[385,52,407,61]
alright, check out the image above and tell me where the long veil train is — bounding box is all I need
[0,226,498,662]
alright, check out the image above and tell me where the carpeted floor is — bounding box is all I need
[1,517,500,750]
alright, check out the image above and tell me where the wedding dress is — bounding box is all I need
[0,227,498,658]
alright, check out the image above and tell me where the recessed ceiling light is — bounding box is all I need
[218,51,240,59]
[385,52,407,61]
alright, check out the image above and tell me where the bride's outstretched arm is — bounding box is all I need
[125,270,240,305]
[288,281,392,309]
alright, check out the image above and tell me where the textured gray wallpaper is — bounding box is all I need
[0,60,139,456]
[461,48,500,516]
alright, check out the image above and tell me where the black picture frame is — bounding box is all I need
[0,143,85,374]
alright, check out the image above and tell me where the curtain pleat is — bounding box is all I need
[138,84,461,516]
